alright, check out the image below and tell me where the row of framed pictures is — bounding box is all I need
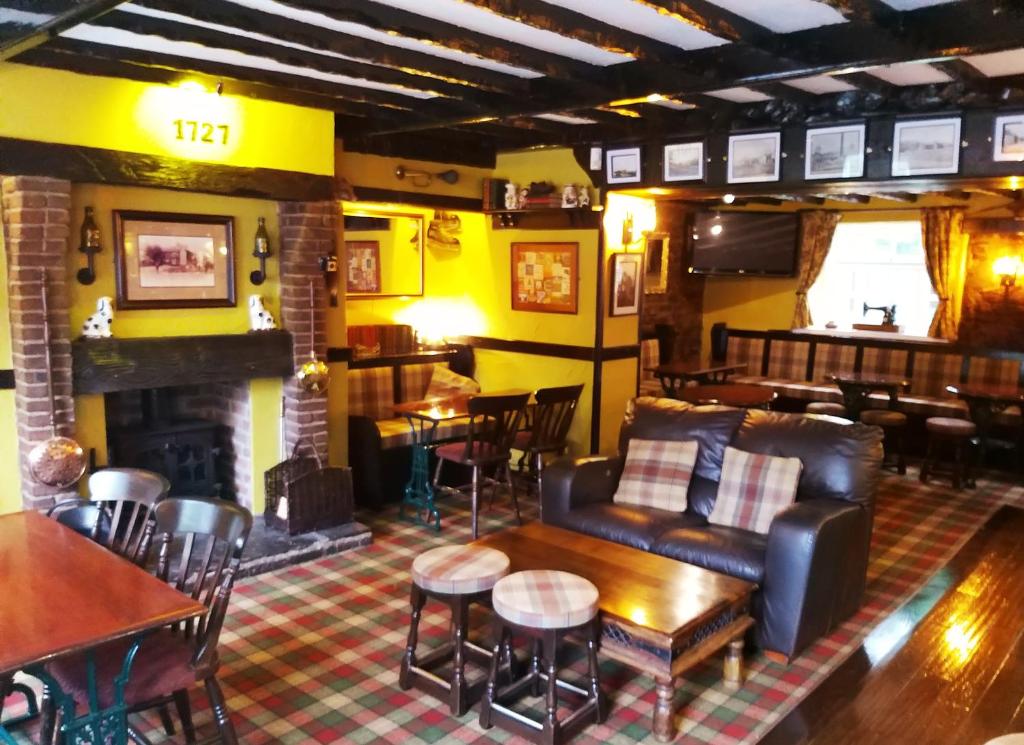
[604,113,1024,186]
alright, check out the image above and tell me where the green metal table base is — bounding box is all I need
[399,416,442,532]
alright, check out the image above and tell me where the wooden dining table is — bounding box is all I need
[829,372,911,421]
[0,510,205,745]
[394,389,531,531]
[679,383,776,409]
[648,359,747,398]
[946,383,1024,465]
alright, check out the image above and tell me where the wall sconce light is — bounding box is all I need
[994,255,1022,294]
[319,254,339,307]
[76,206,102,285]
[395,165,459,188]
[250,216,271,285]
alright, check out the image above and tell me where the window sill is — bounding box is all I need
[795,327,949,345]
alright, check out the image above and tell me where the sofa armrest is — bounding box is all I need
[540,455,624,527]
[761,498,869,659]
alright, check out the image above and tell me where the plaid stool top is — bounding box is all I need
[492,570,599,629]
[411,545,510,595]
[860,409,907,427]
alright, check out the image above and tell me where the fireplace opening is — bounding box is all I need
[104,382,251,501]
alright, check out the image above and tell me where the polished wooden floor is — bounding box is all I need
[762,505,1024,745]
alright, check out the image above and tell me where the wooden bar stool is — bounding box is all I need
[400,545,510,716]
[920,417,977,490]
[480,570,607,745]
[806,401,849,419]
[860,409,908,475]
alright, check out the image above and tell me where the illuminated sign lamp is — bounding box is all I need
[994,255,1022,294]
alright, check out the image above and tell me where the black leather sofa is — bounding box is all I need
[541,397,884,660]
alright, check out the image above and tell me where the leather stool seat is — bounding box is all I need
[806,402,848,417]
[925,417,977,437]
[860,409,908,427]
[412,545,510,595]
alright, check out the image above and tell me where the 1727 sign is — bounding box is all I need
[173,119,230,146]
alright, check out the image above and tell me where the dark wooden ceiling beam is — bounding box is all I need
[819,0,899,25]
[819,193,872,204]
[0,0,125,61]
[869,192,918,203]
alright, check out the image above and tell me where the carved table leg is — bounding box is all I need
[723,638,744,690]
[653,677,676,742]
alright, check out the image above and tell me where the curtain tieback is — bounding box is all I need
[938,295,950,301]
[795,291,808,296]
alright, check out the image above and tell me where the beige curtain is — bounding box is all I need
[921,207,968,340]
[791,211,841,329]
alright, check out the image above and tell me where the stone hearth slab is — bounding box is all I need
[238,517,372,579]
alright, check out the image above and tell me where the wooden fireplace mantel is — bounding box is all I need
[72,330,295,395]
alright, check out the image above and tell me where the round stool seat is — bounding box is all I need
[983,735,1024,745]
[925,416,977,437]
[412,545,510,595]
[860,409,908,427]
[493,570,599,629]
[806,401,848,417]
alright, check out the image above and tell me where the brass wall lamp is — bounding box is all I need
[395,165,459,188]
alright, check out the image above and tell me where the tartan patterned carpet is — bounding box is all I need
[7,468,1024,744]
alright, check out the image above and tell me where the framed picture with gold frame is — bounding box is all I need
[114,210,235,310]
[511,242,578,314]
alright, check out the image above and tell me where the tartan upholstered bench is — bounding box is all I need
[480,570,607,745]
[400,545,511,716]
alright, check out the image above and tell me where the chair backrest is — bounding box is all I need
[526,384,584,452]
[153,497,253,666]
[87,468,171,565]
[47,499,112,544]
[464,392,530,461]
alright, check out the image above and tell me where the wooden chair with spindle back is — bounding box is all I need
[40,497,252,745]
[513,384,584,519]
[433,392,530,539]
[88,468,171,565]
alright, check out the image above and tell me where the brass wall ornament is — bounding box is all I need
[295,281,330,395]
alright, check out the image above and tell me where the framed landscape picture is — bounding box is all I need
[511,242,578,314]
[345,240,382,293]
[114,211,235,310]
[891,117,961,176]
[606,147,642,185]
[610,253,642,316]
[728,132,781,183]
[993,114,1024,162]
[805,123,865,179]
[663,142,704,182]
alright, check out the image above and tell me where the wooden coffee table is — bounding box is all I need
[473,522,756,741]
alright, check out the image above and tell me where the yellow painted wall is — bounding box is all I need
[599,358,637,455]
[0,63,333,175]
[0,225,22,514]
[338,145,491,200]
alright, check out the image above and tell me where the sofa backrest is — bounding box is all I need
[765,339,810,381]
[399,362,440,403]
[732,410,883,508]
[811,342,856,382]
[348,367,396,421]
[639,338,659,380]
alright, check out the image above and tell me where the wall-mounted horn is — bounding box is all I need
[395,165,459,188]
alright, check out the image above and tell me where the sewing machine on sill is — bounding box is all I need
[852,303,900,333]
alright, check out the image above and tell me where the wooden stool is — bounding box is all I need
[480,570,607,745]
[400,545,510,715]
[806,401,848,418]
[920,417,977,490]
[861,408,908,475]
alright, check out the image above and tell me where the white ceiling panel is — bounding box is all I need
[702,0,846,33]
[537,0,726,51]
[535,113,598,125]
[649,98,698,111]
[878,0,959,9]
[705,86,773,103]
[365,0,633,66]
[60,24,441,97]
[864,62,952,85]
[222,0,543,78]
[782,75,858,94]
[963,48,1024,78]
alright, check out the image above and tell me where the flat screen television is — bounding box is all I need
[688,212,800,276]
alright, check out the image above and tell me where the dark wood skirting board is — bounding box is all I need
[724,327,1024,387]
[761,505,1024,745]
[0,137,334,202]
[72,330,294,394]
[351,186,481,212]
[0,370,14,390]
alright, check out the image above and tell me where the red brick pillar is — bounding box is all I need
[278,201,334,462]
[0,176,75,509]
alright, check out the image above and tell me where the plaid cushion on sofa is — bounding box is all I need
[399,363,440,403]
[613,438,699,512]
[766,340,810,381]
[726,336,765,376]
[912,351,962,398]
[812,342,856,382]
[640,338,660,376]
[426,366,480,398]
[860,346,909,378]
[709,446,802,534]
[966,355,1020,389]
[348,367,395,421]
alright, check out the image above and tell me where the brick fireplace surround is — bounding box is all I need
[1,174,335,511]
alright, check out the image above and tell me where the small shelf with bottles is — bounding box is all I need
[482,206,601,230]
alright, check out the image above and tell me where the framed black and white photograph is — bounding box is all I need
[114,210,235,310]
[610,252,642,316]
[606,147,642,185]
[663,142,704,182]
[727,132,781,184]
[891,118,961,176]
[993,114,1024,162]
[805,124,865,179]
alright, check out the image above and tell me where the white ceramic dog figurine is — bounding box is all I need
[504,182,519,210]
[81,297,113,339]
[248,295,277,331]
[577,185,591,208]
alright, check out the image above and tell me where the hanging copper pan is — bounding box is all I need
[27,269,87,489]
